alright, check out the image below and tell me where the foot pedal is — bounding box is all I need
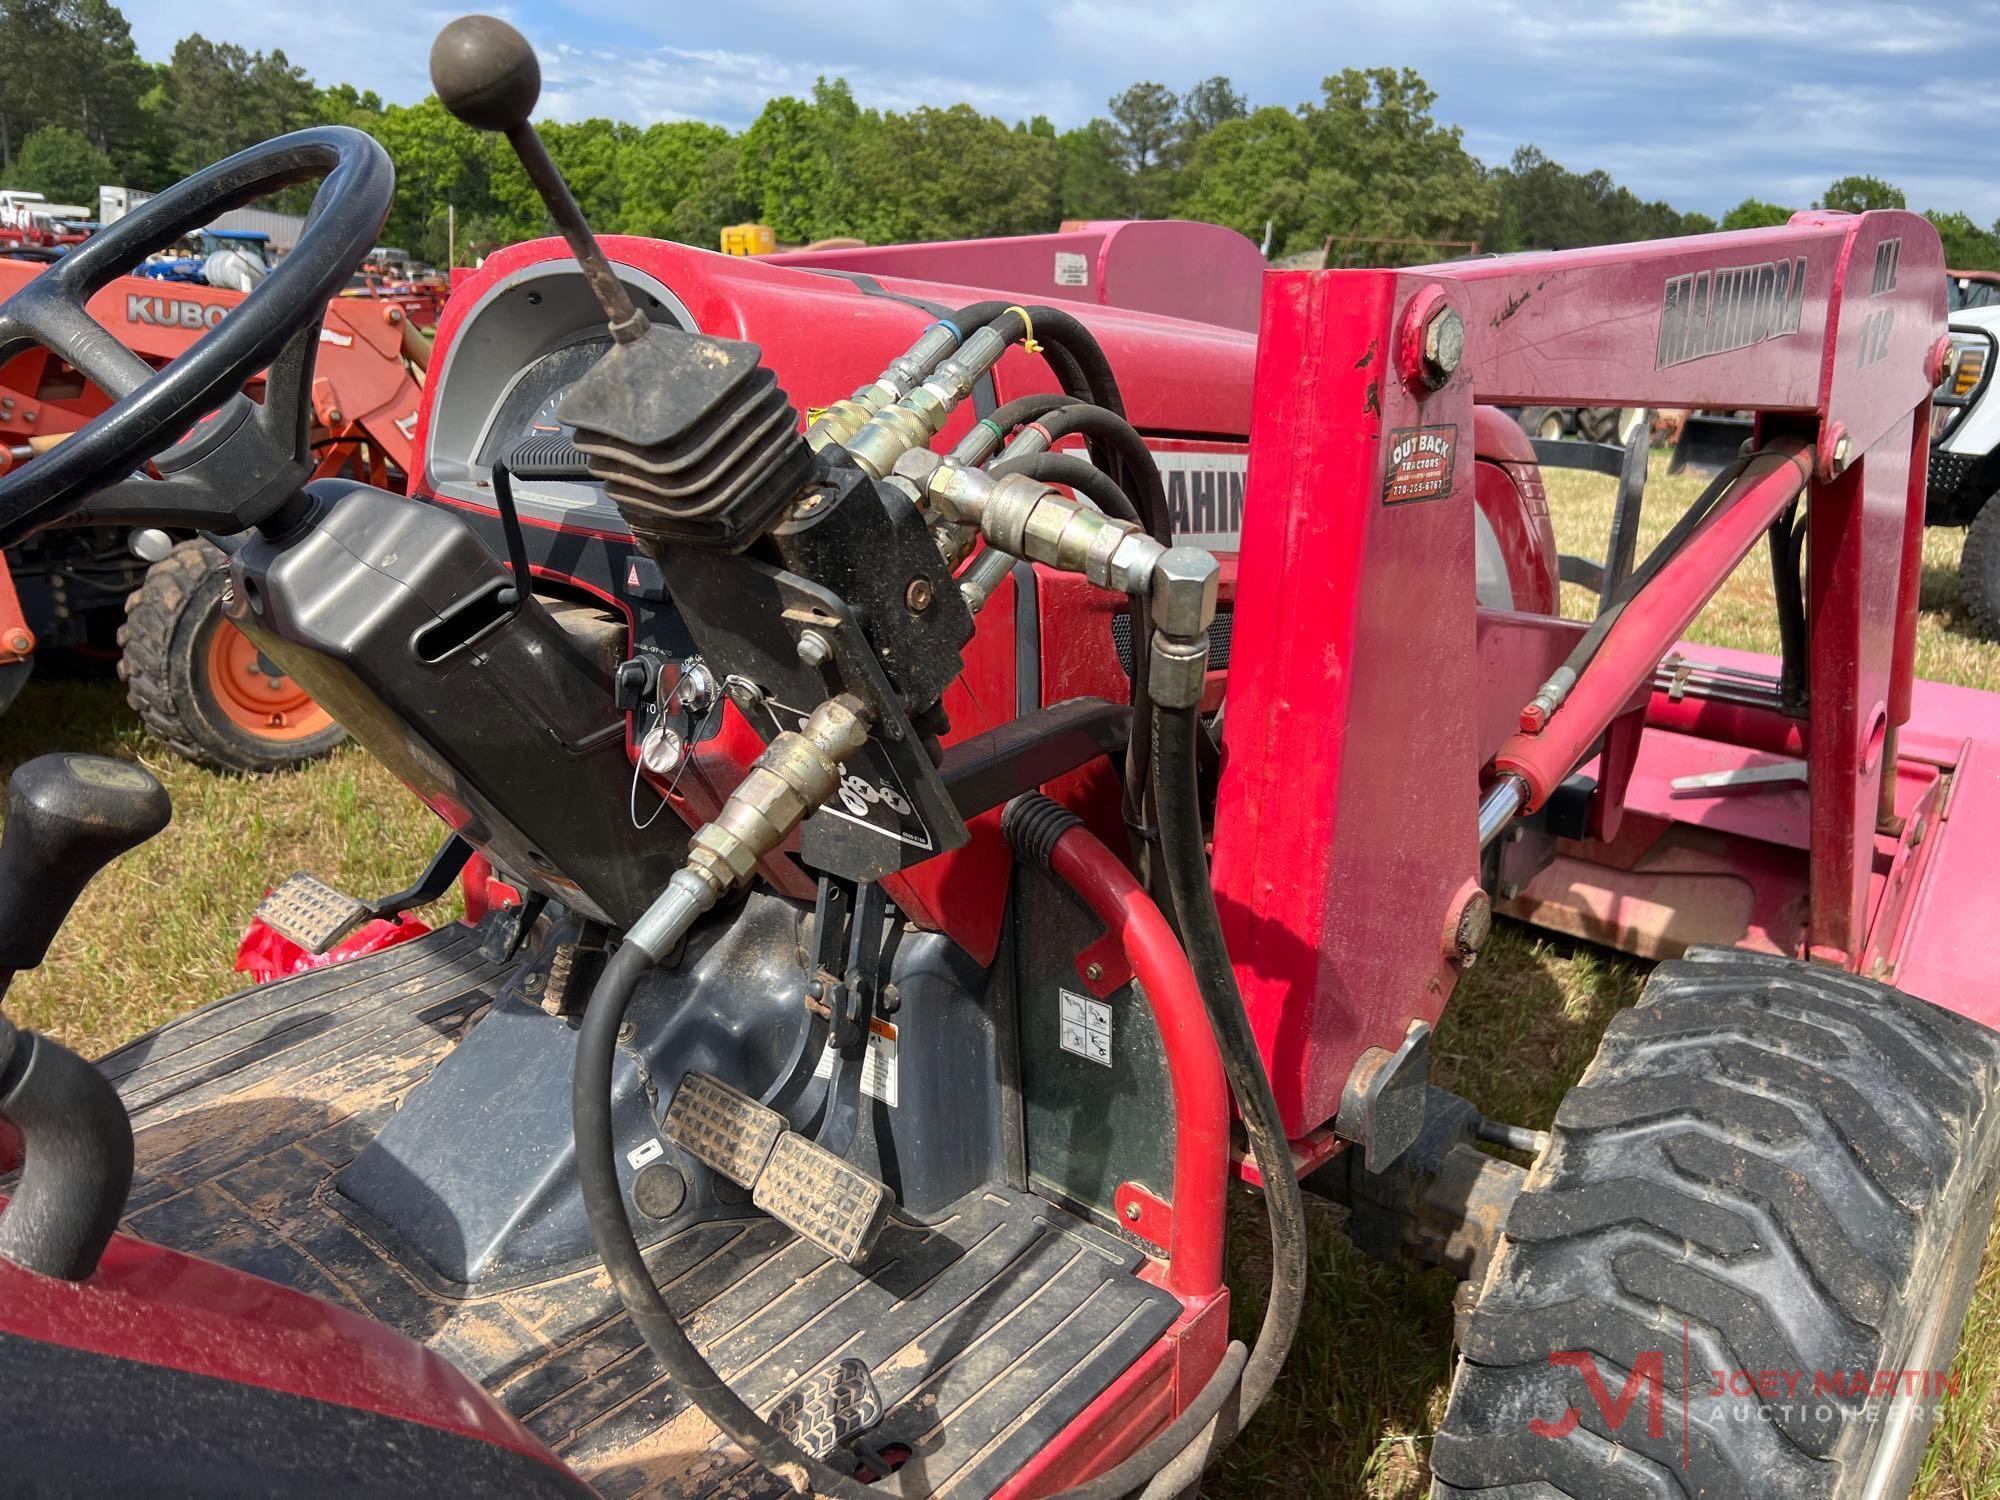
[768,1357,882,1459]
[255,872,369,956]
[754,1131,892,1265]
[664,1072,784,1187]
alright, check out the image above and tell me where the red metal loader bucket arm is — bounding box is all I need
[1211,211,1945,1135]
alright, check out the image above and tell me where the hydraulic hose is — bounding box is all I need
[575,705,1311,1499]
[1145,700,1309,1447]
[1025,405,1170,547]
[952,393,1082,465]
[990,452,1141,526]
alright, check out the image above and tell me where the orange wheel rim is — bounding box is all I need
[203,616,333,742]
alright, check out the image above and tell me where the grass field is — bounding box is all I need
[0,452,1994,1496]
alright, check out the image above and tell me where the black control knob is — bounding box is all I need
[430,14,541,133]
[429,13,647,341]
[0,755,170,977]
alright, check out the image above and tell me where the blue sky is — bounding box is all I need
[125,0,2000,225]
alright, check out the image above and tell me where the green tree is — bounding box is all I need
[362,96,512,259]
[846,104,1058,243]
[1056,119,1131,221]
[734,81,874,242]
[1820,174,1904,213]
[11,124,113,204]
[1721,198,1793,231]
[161,35,316,173]
[1173,106,1311,252]
[1297,68,1493,252]
[1108,81,1179,214]
[0,0,147,171]
[1927,211,2000,271]
[1176,76,1246,153]
[1488,147,1710,251]
[619,121,746,246]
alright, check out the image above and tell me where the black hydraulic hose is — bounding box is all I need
[1769,501,1808,712]
[949,303,1097,412]
[989,452,1142,526]
[1030,405,1171,548]
[0,1016,134,1280]
[576,758,1310,1500]
[1555,451,1760,685]
[1146,699,1310,1453]
[577,945,888,1500]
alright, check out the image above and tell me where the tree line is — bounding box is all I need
[6,0,2000,274]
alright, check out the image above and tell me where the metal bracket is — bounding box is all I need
[1335,1020,1432,1173]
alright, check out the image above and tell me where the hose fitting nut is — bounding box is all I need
[1148,629,1210,710]
[1150,546,1221,638]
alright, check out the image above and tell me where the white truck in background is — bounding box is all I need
[1929,271,2000,627]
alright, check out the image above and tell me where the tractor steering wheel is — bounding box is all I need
[0,127,394,549]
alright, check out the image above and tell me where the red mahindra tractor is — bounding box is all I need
[0,18,1996,1500]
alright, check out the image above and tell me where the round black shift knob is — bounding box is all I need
[431,14,541,133]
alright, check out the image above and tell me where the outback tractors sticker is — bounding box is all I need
[1382,424,1458,504]
[1655,255,1807,368]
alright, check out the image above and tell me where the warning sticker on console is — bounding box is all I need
[1382,423,1457,505]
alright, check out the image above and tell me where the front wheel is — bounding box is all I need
[117,538,346,773]
[1432,948,2000,1499]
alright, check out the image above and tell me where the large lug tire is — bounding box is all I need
[1575,407,1619,444]
[1432,947,2000,1500]
[117,538,346,773]
[1519,406,1570,442]
[1958,495,2000,637]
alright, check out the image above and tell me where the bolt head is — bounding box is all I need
[1122,1200,1142,1222]
[1423,306,1466,383]
[904,576,935,612]
[1833,434,1851,464]
[796,630,832,668]
[1084,961,1104,982]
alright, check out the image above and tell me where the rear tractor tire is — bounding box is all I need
[118,539,346,774]
[1432,947,2000,1499]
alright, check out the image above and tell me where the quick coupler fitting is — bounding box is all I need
[680,694,872,901]
[843,323,1014,477]
[808,321,965,453]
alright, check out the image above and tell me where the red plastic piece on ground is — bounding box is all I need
[234,913,433,983]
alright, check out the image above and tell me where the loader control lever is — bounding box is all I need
[430,15,647,342]
[0,754,170,991]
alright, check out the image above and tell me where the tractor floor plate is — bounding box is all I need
[94,922,1179,1496]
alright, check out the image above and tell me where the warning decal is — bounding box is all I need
[814,1017,900,1106]
[1059,989,1113,1067]
[1382,423,1457,505]
[1053,251,1090,287]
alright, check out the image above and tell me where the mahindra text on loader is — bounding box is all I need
[0,16,1997,1499]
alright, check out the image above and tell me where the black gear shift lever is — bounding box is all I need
[0,754,171,992]
[430,14,649,344]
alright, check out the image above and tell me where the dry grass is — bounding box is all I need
[0,451,1994,1495]
[0,681,455,1055]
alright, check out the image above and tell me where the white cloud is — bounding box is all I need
[116,0,2000,223]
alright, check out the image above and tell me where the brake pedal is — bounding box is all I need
[255,872,370,956]
[664,1072,785,1187]
[754,1131,892,1265]
[768,1357,882,1459]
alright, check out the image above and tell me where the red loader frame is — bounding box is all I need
[1213,210,1968,1137]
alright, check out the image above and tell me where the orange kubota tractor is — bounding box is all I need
[0,255,428,769]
